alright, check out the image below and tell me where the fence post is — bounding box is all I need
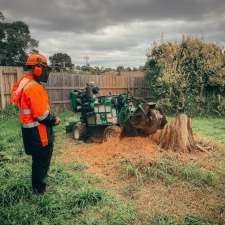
[0,67,6,109]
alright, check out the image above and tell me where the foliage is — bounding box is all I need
[49,52,74,72]
[0,11,4,21]
[0,12,38,66]
[145,36,225,116]
[117,66,125,75]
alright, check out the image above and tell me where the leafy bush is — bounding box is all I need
[145,36,225,116]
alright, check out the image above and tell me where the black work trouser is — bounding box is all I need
[31,145,53,194]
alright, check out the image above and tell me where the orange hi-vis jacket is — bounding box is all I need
[11,73,55,154]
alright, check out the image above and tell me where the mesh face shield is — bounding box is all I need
[36,66,51,83]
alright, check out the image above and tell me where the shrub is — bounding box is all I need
[145,36,225,116]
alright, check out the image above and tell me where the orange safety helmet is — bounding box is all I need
[26,53,48,77]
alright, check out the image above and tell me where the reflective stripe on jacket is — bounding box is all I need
[11,73,52,150]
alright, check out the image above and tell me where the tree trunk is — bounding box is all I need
[150,114,196,153]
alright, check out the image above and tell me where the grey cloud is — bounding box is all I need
[32,18,224,67]
[1,0,225,32]
[0,0,224,67]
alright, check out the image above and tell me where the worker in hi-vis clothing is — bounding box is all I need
[11,53,60,194]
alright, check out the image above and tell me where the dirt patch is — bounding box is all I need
[61,136,161,201]
[60,135,224,223]
[62,136,159,179]
[61,135,212,178]
[131,182,223,223]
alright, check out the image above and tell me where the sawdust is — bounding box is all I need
[62,136,159,178]
[132,182,223,223]
[60,135,223,224]
[61,136,162,207]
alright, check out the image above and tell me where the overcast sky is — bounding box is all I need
[1,0,225,67]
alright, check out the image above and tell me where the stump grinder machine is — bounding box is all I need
[66,83,167,142]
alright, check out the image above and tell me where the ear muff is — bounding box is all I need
[33,66,43,77]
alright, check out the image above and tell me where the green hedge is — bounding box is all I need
[145,36,225,116]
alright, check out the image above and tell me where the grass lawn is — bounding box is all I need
[0,108,224,225]
[192,117,225,145]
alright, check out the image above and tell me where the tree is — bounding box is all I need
[0,11,4,21]
[0,12,38,66]
[145,36,225,116]
[49,53,73,72]
[126,67,132,71]
[75,65,81,71]
[116,66,125,75]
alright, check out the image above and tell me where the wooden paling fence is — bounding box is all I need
[0,67,150,112]
[47,73,151,112]
[0,67,23,110]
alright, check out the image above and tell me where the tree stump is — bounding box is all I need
[150,114,196,153]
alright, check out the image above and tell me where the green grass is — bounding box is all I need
[167,116,225,146]
[0,106,225,225]
[0,104,18,120]
[148,215,178,225]
[69,160,89,171]
[0,107,137,225]
[191,118,225,146]
[147,215,219,225]
[183,215,219,225]
[121,157,220,187]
